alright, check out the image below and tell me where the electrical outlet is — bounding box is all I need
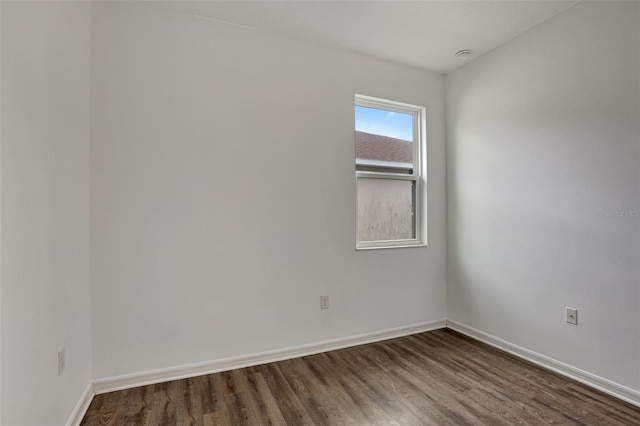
[58,348,65,375]
[566,307,578,325]
[320,295,329,310]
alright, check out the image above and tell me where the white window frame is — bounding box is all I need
[355,94,427,250]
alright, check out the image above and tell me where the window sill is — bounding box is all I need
[356,243,428,251]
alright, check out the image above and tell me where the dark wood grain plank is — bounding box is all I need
[82,329,640,425]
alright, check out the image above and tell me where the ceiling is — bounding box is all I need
[149,0,580,73]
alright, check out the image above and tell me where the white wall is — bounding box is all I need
[1,1,92,424]
[90,2,447,380]
[0,1,3,420]
[447,0,640,392]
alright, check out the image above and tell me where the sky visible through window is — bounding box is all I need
[355,106,413,142]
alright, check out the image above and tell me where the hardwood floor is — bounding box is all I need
[82,329,640,425]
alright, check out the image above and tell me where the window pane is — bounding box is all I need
[357,178,415,242]
[355,106,414,169]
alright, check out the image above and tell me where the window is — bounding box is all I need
[355,95,426,249]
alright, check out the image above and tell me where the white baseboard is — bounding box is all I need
[446,320,640,408]
[67,382,94,426]
[93,319,447,394]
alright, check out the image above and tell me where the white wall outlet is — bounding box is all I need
[320,295,329,310]
[566,307,578,325]
[58,347,65,375]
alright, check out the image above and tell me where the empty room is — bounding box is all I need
[1,0,639,425]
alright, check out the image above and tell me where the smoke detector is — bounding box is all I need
[455,50,473,61]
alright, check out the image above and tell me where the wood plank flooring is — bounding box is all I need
[82,329,640,425]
